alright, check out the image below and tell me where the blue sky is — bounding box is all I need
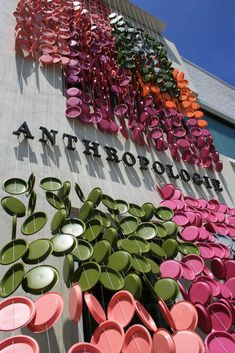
[130,0,235,87]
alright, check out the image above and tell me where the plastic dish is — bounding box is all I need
[51,233,77,256]
[153,328,176,353]
[195,303,212,334]
[22,239,53,264]
[68,342,103,353]
[69,284,83,323]
[0,239,28,265]
[181,255,204,276]
[91,320,124,353]
[122,324,152,353]
[188,281,212,305]
[208,302,232,331]
[100,266,124,291]
[72,262,101,292]
[0,335,39,353]
[3,178,28,195]
[172,330,204,353]
[21,211,47,235]
[107,291,135,327]
[0,262,25,298]
[205,331,235,353]
[40,177,62,191]
[135,300,157,332]
[51,209,67,235]
[1,196,26,217]
[72,239,93,262]
[160,260,182,280]
[22,265,59,295]
[170,301,198,331]
[123,273,142,300]
[84,292,106,324]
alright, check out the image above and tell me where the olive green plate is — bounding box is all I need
[92,240,111,264]
[136,222,157,240]
[72,239,93,262]
[75,183,85,203]
[116,199,129,214]
[0,239,28,265]
[119,216,139,235]
[100,266,124,291]
[150,242,166,260]
[153,222,168,239]
[26,173,35,196]
[146,258,161,275]
[1,196,26,217]
[3,178,28,195]
[87,187,102,207]
[22,239,53,264]
[162,221,178,237]
[128,203,145,218]
[57,181,71,199]
[51,234,77,256]
[128,235,150,253]
[21,211,47,235]
[141,203,155,221]
[22,265,59,295]
[101,194,118,211]
[131,255,151,273]
[82,219,102,242]
[117,239,142,255]
[107,251,132,273]
[162,239,179,259]
[154,278,180,304]
[93,209,111,228]
[178,242,200,255]
[123,273,142,300]
[27,190,36,215]
[102,227,118,246]
[79,200,94,221]
[46,191,65,210]
[51,209,67,235]
[61,218,85,237]
[0,262,25,298]
[40,177,62,191]
[63,254,74,288]
[72,262,101,292]
[155,206,174,221]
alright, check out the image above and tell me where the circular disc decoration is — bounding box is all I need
[154,278,179,304]
[141,203,155,221]
[136,223,157,240]
[123,273,142,300]
[146,258,160,275]
[28,190,36,215]
[158,298,176,331]
[0,296,35,331]
[172,330,204,353]
[91,320,124,353]
[21,211,47,235]
[108,251,132,273]
[75,183,85,203]
[122,324,152,353]
[68,284,83,323]
[63,254,74,287]
[107,290,135,327]
[0,239,28,265]
[3,178,28,195]
[79,200,94,221]
[28,292,64,333]
[181,255,204,276]
[162,239,179,259]
[188,281,212,305]
[22,265,59,295]
[100,266,124,291]
[72,262,101,292]
[87,187,102,207]
[0,262,25,298]
[160,260,182,280]
[119,216,139,235]
[93,209,111,228]
[131,255,151,273]
[135,301,158,332]
[51,233,77,256]
[195,303,212,334]
[102,227,118,246]
[150,243,166,260]
[82,219,102,242]
[27,173,35,196]
[1,196,26,217]
[92,240,111,264]
[153,328,176,353]
[178,242,200,256]
[116,199,129,214]
[170,301,198,331]
[0,335,39,353]
[46,191,65,210]
[40,177,62,191]
[84,292,106,324]
[208,302,232,331]
[102,194,118,211]
[205,331,235,353]
[128,203,145,218]
[61,218,85,237]
[155,206,174,221]
[51,209,67,235]
[72,239,93,262]
[22,239,53,264]
[68,342,103,353]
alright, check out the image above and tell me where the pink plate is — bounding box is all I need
[66,97,82,107]
[160,200,177,211]
[158,298,176,331]
[0,335,39,353]
[40,54,53,65]
[177,281,189,300]
[211,258,226,279]
[27,292,64,333]
[91,320,124,353]
[122,324,152,353]
[170,301,198,331]
[134,301,157,332]
[172,330,204,353]
[209,243,226,258]
[195,303,212,334]
[195,276,220,297]
[68,342,103,353]
[181,255,204,275]
[69,284,82,323]
[188,281,212,305]
[205,331,235,353]
[196,243,214,259]
[160,260,182,280]
[149,127,163,139]
[153,328,176,353]
[158,184,175,200]
[107,290,135,328]
[180,226,199,242]
[224,260,235,279]
[225,278,235,298]
[0,296,35,331]
[84,292,106,324]
[181,262,196,281]
[172,213,189,226]
[66,106,82,119]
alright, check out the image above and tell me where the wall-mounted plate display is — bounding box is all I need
[107,290,135,328]
[1,196,26,217]
[119,216,139,235]
[46,191,65,210]
[0,239,28,265]
[82,219,102,242]
[72,262,101,292]
[122,324,152,353]
[22,239,53,264]
[51,233,77,256]
[0,335,39,353]
[128,203,145,218]
[155,206,174,221]
[91,320,124,353]
[21,211,47,235]
[3,178,28,195]
[61,218,86,237]
[0,262,25,297]
[79,200,94,221]
[100,266,124,291]
[22,265,59,295]
[40,177,63,191]
[72,239,93,262]
[136,222,157,240]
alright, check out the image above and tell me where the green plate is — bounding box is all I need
[26,173,35,196]
[141,203,155,221]
[27,190,36,215]
[79,200,94,221]
[63,254,74,288]
[22,265,59,295]
[82,219,102,242]
[155,206,174,221]
[0,239,28,265]
[128,203,145,218]
[162,221,178,237]
[128,235,150,253]
[75,183,85,203]
[87,187,102,207]
[136,222,157,240]
[40,177,62,191]
[51,209,67,235]
[63,196,71,216]
[150,242,166,260]
[131,254,151,273]
[93,209,111,227]
[102,227,118,246]
[46,191,65,210]
[3,178,28,195]
[72,239,93,262]
[162,239,179,259]
[92,240,111,264]
[21,211,47,235]
[51,233,77,256]
[116,199,129,214]
[57,180,71,199]
[99,266,124,291]
[101,194,118,211]
[178,242,200,255]
[0,262,25,298]
[119,216,139,235]
[1,196,26,217]
[146,258,161,275]
[72,262,101,292]
[154,278,180,304]
[123,273,142,300]
[117,239,142,255]
[107,251,132,273]
[61,218,85,237]
[22,238,53,264]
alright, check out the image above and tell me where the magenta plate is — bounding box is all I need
[205,331,235,353]
[160,200,177,211]
[198,227,210,241]
[172,213,189,226]
[225,278,235,299]
[211,258,226,279]
[208,302,232,331]
[149,127,163,139]
[209,243,226,258]
[197,199,208,209]
[66,97,82,107]
[159,184,175,200]
[225,260,235,279]
[180,226,199,242]
[181,262,196,281]
[185,212,196,225]
[189,281,212,305]
[171,189,183,200]
[160,260,182,280]
[173,127,186,138]
[203,266,215,279]
[218,283,232,300]
[66,87,81,97]
[181,255,204,275]
[66,106,82,119]
[177,139,190,149]
[195,276,220,297]
[196,243,214,259]
[184,197,198,207]
[195,303,212,334]
[173,200,185,210]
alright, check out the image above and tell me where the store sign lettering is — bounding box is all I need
[13,122,223,192]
